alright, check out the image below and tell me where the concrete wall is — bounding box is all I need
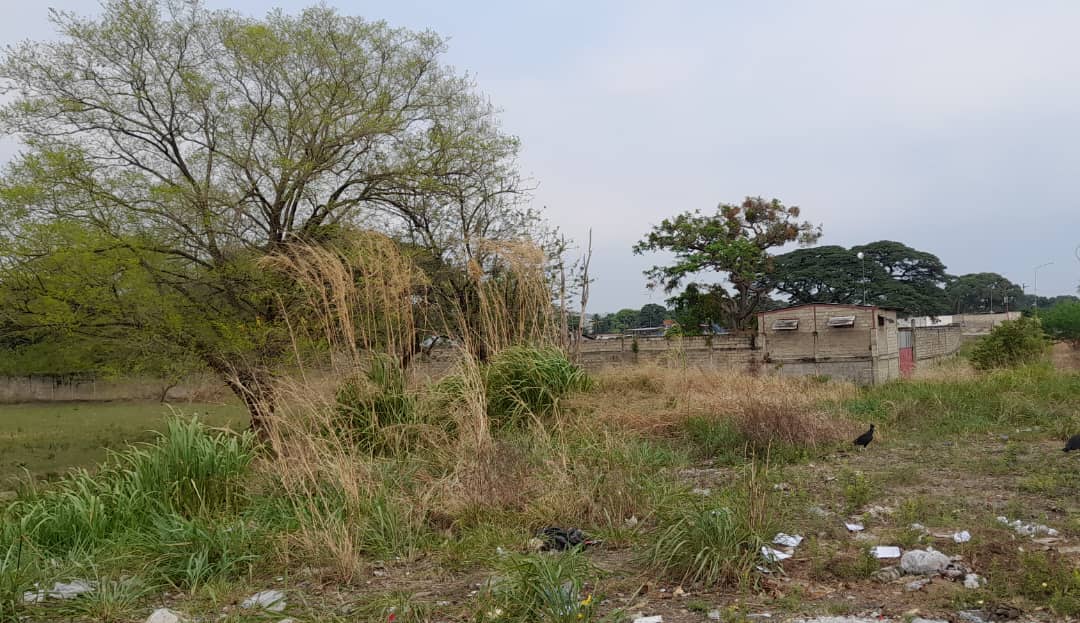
[0,374,228,404]
[913,325,963,361]
[576,335,756,371]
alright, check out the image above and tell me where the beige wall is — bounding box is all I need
[913,326,963,361]
[0,374,228,404]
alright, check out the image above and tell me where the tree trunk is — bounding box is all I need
[209,362,276,440]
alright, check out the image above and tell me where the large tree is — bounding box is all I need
[0,1,538,431]
[767,245,867,305]
[767,240,950,315]
[944,273,1024,314]
[633,197,820,330]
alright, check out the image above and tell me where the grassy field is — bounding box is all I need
[3,350,1080,623]
[0,401,248,487]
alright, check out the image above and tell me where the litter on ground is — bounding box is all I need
[996,516,1059,537]
[761,546,793,562]
[845,522,864,532]
[871,546,902,559]
[773,532,803,547]
[953,530,971,543]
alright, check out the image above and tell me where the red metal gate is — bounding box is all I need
[900,347,914,378]
[899,327,914,378]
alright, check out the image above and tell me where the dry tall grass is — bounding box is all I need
[573,365,859,444]
[251,232,566,579]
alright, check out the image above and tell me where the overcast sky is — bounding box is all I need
[3,1,1079,312]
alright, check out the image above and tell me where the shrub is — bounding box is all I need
[1041,301,1080,348]
[969,316,1049,370]
[485,346,592,427]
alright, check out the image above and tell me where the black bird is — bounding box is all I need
[854,424,875,448]
[1063,434,1080,452]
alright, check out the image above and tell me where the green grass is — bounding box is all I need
[0,402,248,485]
[842,364,1080,439]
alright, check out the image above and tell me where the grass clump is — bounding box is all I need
[643,465,773,588]
[334,353,430,454]
[0,418,258,620]
[478,550,611,623]
[484,346,592,427]
[969,316,1049,370]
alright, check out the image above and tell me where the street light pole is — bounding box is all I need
[856,252,866,306]
[1033,261,1054,314]
[989,283,996,313]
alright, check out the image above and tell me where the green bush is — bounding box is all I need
[969,316,1049,370]
[1041,301,1080,347]
[484,346,592,427]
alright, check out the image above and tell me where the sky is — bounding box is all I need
[2,1,1079,313]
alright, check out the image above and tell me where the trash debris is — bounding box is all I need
[844,522,864,532]
[871,546,901,559]
[953,530,971,543]
[146,609,183,623]
[624,516,639,529]
[672,586,686,598]
[537,527,600,551]
[773,482,791,491]
[909,523,928,533]
[808,506,830,517]
[901,548,951,575]
[692,487,712,496]
[866,505,893,518]
[241,590,287,612]
[760,546,792,562]
[905,577,931,592]
[773,533,803,547]
[23,580,94,603]
[996,516,1058,537]
[872,566,902,583]
[632,616,663,623]
[707,610,722,620]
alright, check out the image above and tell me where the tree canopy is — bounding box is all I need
[0,1,542,429]
[943,273,1024,314]
[633,197,820,330]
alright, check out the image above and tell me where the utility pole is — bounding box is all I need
[989,283,996,314]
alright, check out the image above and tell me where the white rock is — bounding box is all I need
[707,610,722,620]
[900,548,950,575]
[905,577,931,592]
[278,619,296,623]
[146,608,183,623]
[964,573,985,589]
[692,487,712,496]
[633,617,663,623]
[241,590,287,612]
[953,530,971,543]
